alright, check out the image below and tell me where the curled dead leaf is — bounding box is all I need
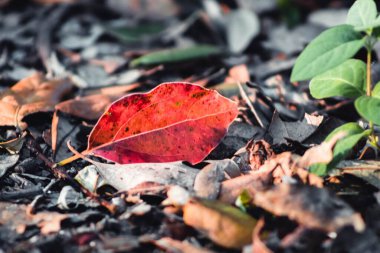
[246,140,274,171]
[0,131,27,154]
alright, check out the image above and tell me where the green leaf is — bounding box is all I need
[355,95,380,125]
[291,25,365,82]
[309,59,366,99]
[371,82,380,98]
[130,45,222,67]
[310,122,369,176]
[347,0,379,32]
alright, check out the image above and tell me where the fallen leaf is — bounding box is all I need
[55,94,122,121]
[0,73,73,129]
[0,153,19,178]
[257,151,323,187]
[0,131,27,154]
[268,111,323,145]
[225,9,260,53]
[60,82,238,165]
[55,83,140,120]
[246,140,274,171]
[84,159,198,191]
[183,198,257,249]
[333,160,380,190]
[130,45,222,67]
[296,131,346,168]
[218,172,271,204]
[253,183,365,232]
[194,160,240,199]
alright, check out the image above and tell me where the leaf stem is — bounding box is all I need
[56,149,90,167]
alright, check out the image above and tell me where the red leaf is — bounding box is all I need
[82,82,238,165]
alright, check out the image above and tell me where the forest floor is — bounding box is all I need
[1,1,380,252]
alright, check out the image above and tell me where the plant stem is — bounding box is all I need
[367,49,372,96]
[366,48,377,145]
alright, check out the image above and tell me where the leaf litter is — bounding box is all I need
[1,1,380,252]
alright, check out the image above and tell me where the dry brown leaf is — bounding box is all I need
[246,140,274,171]
[183,198,257,249]
[296,131,346,168]
[81,83,140,96]
[253,183,365,232]
[55,83,139,120]
[55,94,121,121]
[0,73,73,129]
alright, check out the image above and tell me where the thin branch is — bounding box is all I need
[237,82,264,128]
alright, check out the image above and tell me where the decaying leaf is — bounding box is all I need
[269,111,323,145]
[255,151,322,187]
[183,198,257,249]
[246,140,274,171]
[0,72,73,129]
[194,159,240,199]
[85,159,198,191]
[253,183,365,232]
[59,82,238,166]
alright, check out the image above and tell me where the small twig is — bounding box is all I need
[237,82,264,128]
[25,134,117,214]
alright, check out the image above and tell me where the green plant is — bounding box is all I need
[291,0,380,176]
